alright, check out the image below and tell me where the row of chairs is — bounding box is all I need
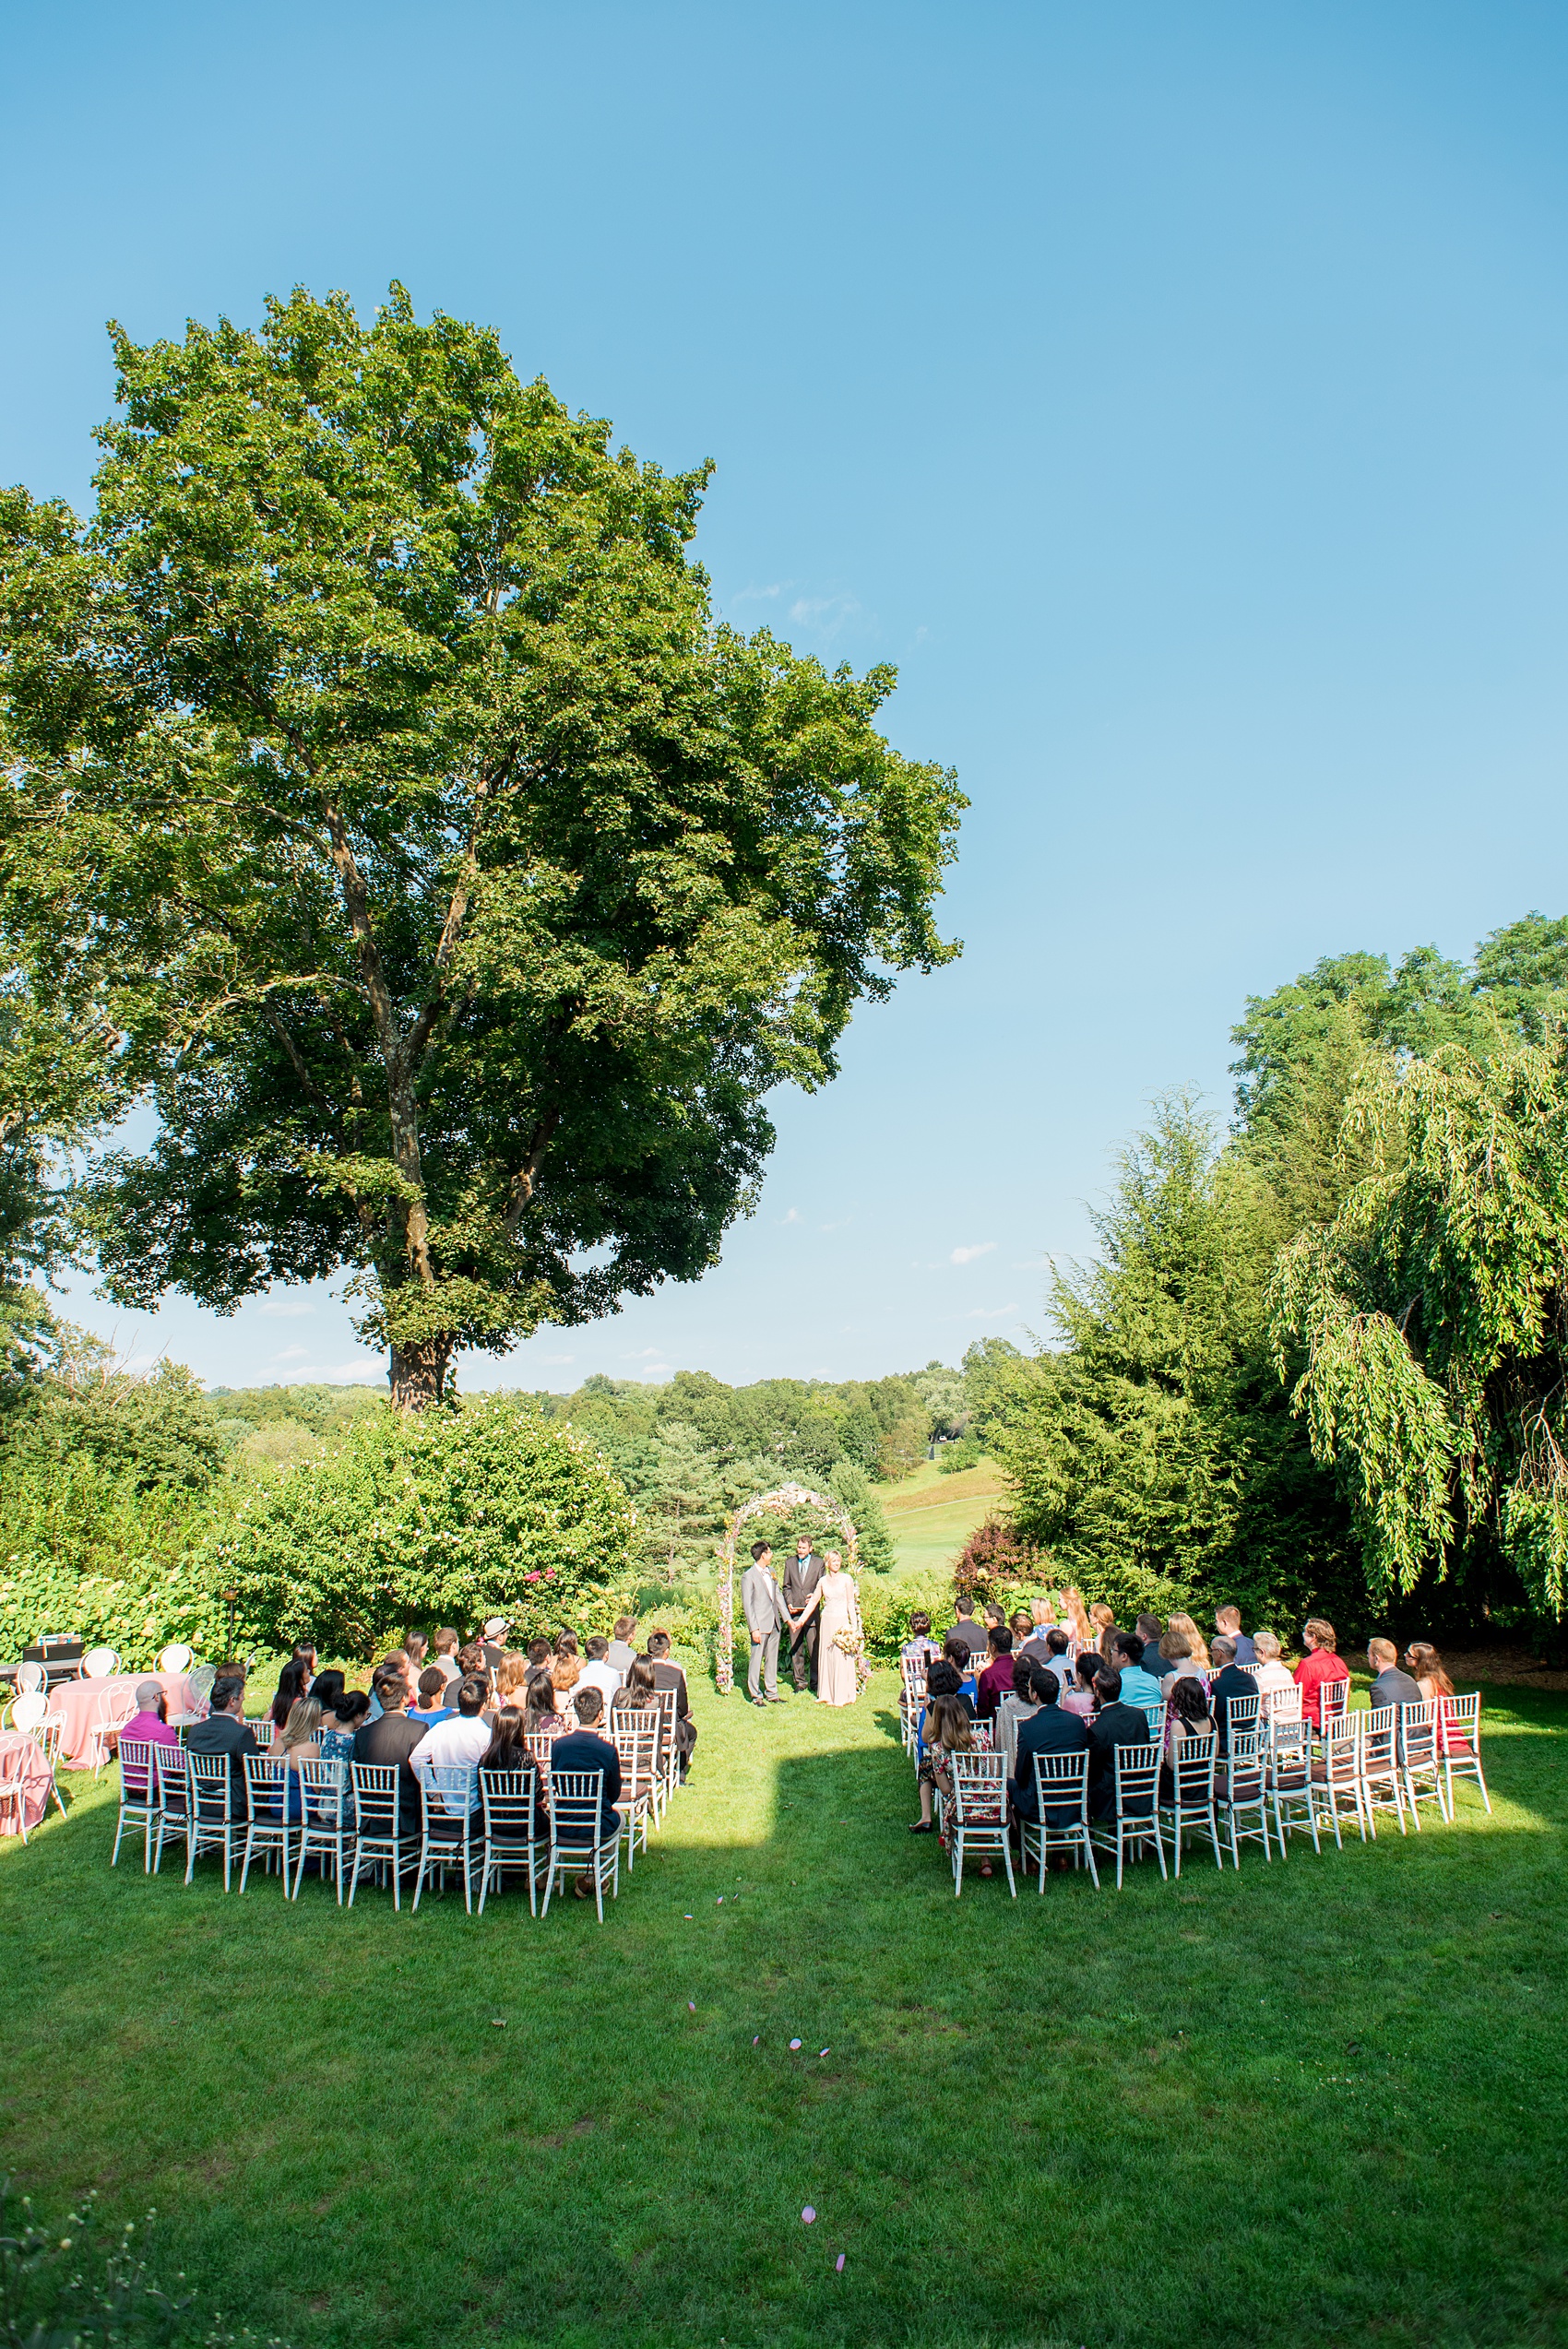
[932,1696,1491,1896]
[111,1722,665,1922]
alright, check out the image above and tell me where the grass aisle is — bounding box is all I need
[3,1671,1567,2349]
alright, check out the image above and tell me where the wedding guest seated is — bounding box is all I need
[1061,1653,1100,1720]
[646,1631,696,1776]
[352,1667,429,1814]
[1251,1632,1294,1698]
[316,1685,367,1770]
[269,1656,311,1740]
[1293,1618,1350,1728]
[1160,1674,1217,1800]
[523,1674,568,1743]
[551,1647,583,1716]
[1087,1669,1153,1818]
[277,1696,322,1820]
[405,1632,430,1684]
[1367,1637,1422,1710]
[1167,1612,1210,1669]
[452,1642,488,1694]
[411,1674,492,1819]
[481,1618,510,1673]
[546,1685,623,1896]
[1007,1607,1034,1650]
[1155,1629,1206,1686]
[1135,1612,1165,1673]
[117,1679,181,1793]
[1405,1643,1467,1750]
[410,1667,456,1726]
[1088,1602,1117,1660]
[993,1650,1041,1771]
[1207,1636,1257,1752]
[1111,1632,1164,1711]
[945,1597,985,1660]
[1042,1626,1073,1679]
[909,1691,977,1836]
[1008,1662,1090,1836]
[525,1637,552,1676]
[606,1617,639,1671]
[901,1612,941,1663]
[186,1675,259,1816]
[976,1627,1016,1720]
[477,1706,549,1843]
[491,1652,529,1714]
[364,1650,411,1724]
[1214,1604,1255,1666]
[576,1635,622,1712]
[432,1627,462,1684]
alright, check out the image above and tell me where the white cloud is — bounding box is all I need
[950,1241,996,1265]
[539,1353,575,1365]
[622,1347,664,1360]
[729,582,783,603]
[788,592,862,636]
[778,1207,802,1226]
[259,1295,315,1318]
[961,1302,1019,1321]
[271,1346,309,1363]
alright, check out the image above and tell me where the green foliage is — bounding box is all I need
[215,1393,635,1656]
[2,285,963,1406]
[1271,1032,1568,1622]
[992,1095,1356,1626]
[852,1566,954,1657]
[0,1554,230,1672]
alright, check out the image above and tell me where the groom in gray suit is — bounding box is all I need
[741,1540,788,1705]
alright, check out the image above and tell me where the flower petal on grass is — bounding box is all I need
[836,2254,846,2272]
[789,2038,802,2050]
[802,2206,816,2224]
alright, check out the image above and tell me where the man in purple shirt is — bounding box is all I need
[976,1627,1016,1722]
[117,1679,183,1793]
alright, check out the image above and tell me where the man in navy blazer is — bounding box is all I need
[547,1687,623,1841]
[1208,1637,1259,1754]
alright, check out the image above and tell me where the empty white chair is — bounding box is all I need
[81,1647,120,1679]
[611,1719,659,1870]
[157,1643,194,1674]
[413,1764,479,1912]
[1396,1700,1449,1827]
[14,1700,67,1820]
[540,1769,621,1920]
[240,1754,296,1892]
[1266,1720,1321,1856]
[1315,1714,1366,1847]
[1359,1705,1407,1838]
[15,1662,46,1694]
[150,1749,191,1874]
[897,1656,927,1755]
[1264,1684,1303,1731]
[1439,1691,1491,1815]
[1218,1691,1262,1743]
[1217,1729,1272,1866]
[1161,1731,1222,1876]
[1317,1677,1351,1746]
[947,1750,1014,1897]
[185,1751,244,1890]
[1019,1749,1099,1891]
[292,1760,353,1902]
[476,1765,544,1916]
[348,1763,419,1909]
[112,1738,160,1869]
[652,1689,680,1821]
[0,1740,34,1841]
[1091,1749,1166,1889]
[10,1692,47,1734]
[1139,1702,1166,1741]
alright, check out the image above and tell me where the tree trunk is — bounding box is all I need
[389,1334,454,1412]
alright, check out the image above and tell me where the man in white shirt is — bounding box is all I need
[410,1676,492,1815]
[576,1635,623,1714]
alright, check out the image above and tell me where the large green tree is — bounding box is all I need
[1270,1032,1568,1628]
[0,286,962,1406]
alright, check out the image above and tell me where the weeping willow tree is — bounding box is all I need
[1270,1031,1568,1620]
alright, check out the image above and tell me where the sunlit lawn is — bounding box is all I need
[3,1667,1565,2349]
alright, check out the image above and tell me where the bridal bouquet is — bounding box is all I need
[831,1628,865,1657]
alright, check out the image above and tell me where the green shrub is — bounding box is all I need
[0,2176,293,2349]
[855,1567,955,1659]
[0,1555,231,1669]
[214,1395,636,1657]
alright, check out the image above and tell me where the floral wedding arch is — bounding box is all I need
[714,1480,858,1696]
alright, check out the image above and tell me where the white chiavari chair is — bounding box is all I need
[540,1770,620,1920]
[1359,1705,1407,1838]
[947,1750,1014,1897]
[1090,1748,1166,1889]
[1217,1728,1272,1866]
[1438,1692,1491,1815]
[1019,1749,1098,1890]
[1160,1730,1221,1875]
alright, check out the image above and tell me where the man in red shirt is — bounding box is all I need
[1293,1617,1350,1728]
[976,1626,1017,1721]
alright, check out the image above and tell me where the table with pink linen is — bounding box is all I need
[0,1728,59,1835]
[50,1673,198,1769]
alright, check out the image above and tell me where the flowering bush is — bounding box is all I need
[0,1554,231,1670]
[210,1395,635,1657]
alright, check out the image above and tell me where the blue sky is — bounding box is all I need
[6,0,1567,1392]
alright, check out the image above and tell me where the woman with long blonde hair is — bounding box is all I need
[1063,1588,1093,1647]
[1088,1601,1117,1662]
[1168,1612,1210,1669]
[495,1651,530,1712]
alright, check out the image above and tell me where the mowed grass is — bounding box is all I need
[3,1672,1567,2349]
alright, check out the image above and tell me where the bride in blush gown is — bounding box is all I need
[815,1550,864,1708]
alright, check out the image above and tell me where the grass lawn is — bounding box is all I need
[3,1669,1566,2349]
[881,1460,1004,1577]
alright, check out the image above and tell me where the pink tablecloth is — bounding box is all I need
[50,1673,196,1769]
[0,1728,58,1836]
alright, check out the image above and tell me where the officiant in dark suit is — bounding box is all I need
[782,1535,825,1693]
